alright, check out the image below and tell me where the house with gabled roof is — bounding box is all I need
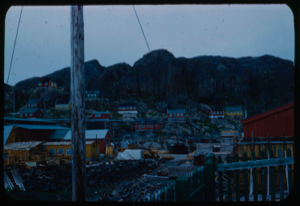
[38,77,57,88]
[135,119,161,131]
[26,99,47,109]
[86,90,100,99]
[167,109,185,122]
[55,99,71,110]
[208,106,224,118]
[117,103,137,114]
[22,107,43,119]
[225,106,243,118]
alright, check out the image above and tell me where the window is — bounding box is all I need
[25,114,28,116]
[213,111,216,114]
[155,124,158,128]
[4,153,7,160]
[133,107,136,109]
[45,83,48,85]
[65,104,67,107]
[66,149,72,155]
[169,114,172,117]
[32,150,36,155]
[88,94,90,97]
[234,111,236,114]
[139,125,142,128]
[57,149,64,155]
[217,111,219,114]
[28,104,30,107]
[95,147,98,154]
[181,113,183,116]
[130,107,132,110]
[42,146,46,150]
[149,125,153,128]
[31,103,33,107]
[94,94,97,97]
[30,113,32,116]
[123,107,125,110]
[177,113,179,117]
[142,125,145,128]
[34,103,37,106]
[49,149,55,156]
[220,111,222,114]
[126,107,129,110]
[96,113,101,117]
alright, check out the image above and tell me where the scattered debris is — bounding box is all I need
[11,169,25,191]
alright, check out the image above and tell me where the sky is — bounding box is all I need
[4,4,294,86]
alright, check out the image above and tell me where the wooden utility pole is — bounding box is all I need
[70,5,86,201]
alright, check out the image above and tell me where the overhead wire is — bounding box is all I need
[6,6,23,85]
[132,5,151,53]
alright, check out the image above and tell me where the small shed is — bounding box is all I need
[22,107,43,118]
[38,77,57,88]
[92,111,110,120]
[42,141,100,159]
[4,141,44,162]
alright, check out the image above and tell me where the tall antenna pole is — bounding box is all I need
[70,5,86,201]
[13,91,15,124]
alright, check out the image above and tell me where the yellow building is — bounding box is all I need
[3,141,44,164]
[55,99,71,110]
[42,141,100,159]
[225,106,243,116]
[4,125,19,145]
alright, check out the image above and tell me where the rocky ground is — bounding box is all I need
[4,158,177,201]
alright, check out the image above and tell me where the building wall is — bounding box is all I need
[22,111,42,118]
[4,146,40,162]
[55,102,71,110]
[5,128,19,145]
[224,110,243,116]
[243,106,294,137]
[118,110,137,114]
[16,128,55,142]
[134,122,161,130]
[92,113,110,119]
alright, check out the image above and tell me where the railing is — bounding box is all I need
[143,147,293,201]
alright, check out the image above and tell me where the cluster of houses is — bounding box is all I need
[207,105,244,119]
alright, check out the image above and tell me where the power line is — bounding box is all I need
[7,6,23,85]
[132,5,151,53]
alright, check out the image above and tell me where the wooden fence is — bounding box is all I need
[143,148,293,201]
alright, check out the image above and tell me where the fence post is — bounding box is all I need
[251,151,258,201]
[234,152,240,201]
[287,148,293,194]
[278,149,284,200]
[218,155,223,201]
[175,174,189,201]
[269,149,275,201]
[205,158,215,201]
[243,152,249,201]
[261,150,267,201]
[226,154,232,201]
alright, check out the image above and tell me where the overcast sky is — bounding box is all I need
[4,4,294,86]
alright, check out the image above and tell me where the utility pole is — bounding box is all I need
[13,90,15,124]
[70,5,86,201]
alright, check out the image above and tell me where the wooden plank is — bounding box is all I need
[161,187,165,202]
[252,151,258,201]
[287,148,293,194]
[216,157,294,171]
[175,175,189,201]
[218,155,223,201]
[261,150,266,201]
[243,152,249,201]
[234,152,240,201]
[226,154,232,201]
[269,149,275,201]
[278,149,284,200]
[205,158,215,201]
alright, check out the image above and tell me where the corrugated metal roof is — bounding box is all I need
[63,129,109,140]
[27,99,41,104]
[55,99,70,104]
[3,125,14,145]
[225,106,243,112]
[135,119,159,124]
[167,109,185,113]
[43,141,95,146]
[48,130,70,140]
[14,124,70,130]
[4,117,55,123]
[22,107,40,114]
[4,141,43,150]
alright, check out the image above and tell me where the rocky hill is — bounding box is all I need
[6,49,293,114]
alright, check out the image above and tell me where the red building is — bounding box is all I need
[38,77,57,88]
[167,109,185,122]
[22,107,43,119]
[92,112,110,120]
[208,106,224,118]
[241,102,294,138]
[26,99,46,109]
[118,103,137,114]
[135,119,161,131]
